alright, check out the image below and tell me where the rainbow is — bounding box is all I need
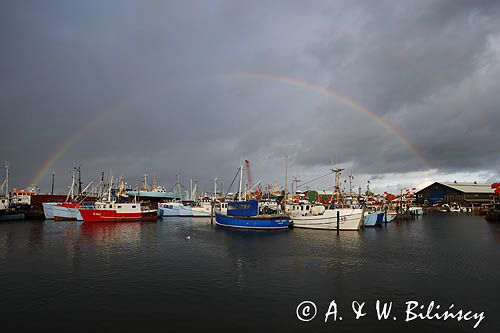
[30,109,115,186]
[224,71,430,169]
[31,71,430,187]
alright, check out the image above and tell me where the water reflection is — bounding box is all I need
[80,221,145,246]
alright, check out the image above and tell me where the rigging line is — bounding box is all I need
[297,171,335,189]
[224,167,241,199]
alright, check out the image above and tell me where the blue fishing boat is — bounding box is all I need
[215,200,290,230]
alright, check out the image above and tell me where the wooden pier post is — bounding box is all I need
[336,210,340,235]
[384,207,387,226]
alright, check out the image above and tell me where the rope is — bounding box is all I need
[297,170,335,189]
[224,167,241,199]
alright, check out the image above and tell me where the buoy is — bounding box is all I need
[185,236,191,240]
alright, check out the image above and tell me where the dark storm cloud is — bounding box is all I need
[1,0,499,192]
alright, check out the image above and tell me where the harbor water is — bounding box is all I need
[0,214,499,332]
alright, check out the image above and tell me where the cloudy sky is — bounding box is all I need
[1,0,500,194]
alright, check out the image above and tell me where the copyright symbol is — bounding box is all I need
[296,300,317,322]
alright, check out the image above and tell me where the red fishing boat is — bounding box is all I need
[79,201,157,222]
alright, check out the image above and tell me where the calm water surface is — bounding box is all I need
[0,214,499,332]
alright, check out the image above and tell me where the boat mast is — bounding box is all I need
[108,175,113,202]
[238,164,243,201]
[177,173,182,202]
[77,166,82,195]
[190,178,193,201]
[214,177,217,201]
[66,168,76,202]
[348,171,353,197]
[51,170,55,196]
[284,155,288,204]
[143,174,149,192]
[5,162,9,198]
[332,166,344,207]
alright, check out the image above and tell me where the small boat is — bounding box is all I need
[215,200,289,230]
[408,206,424,216]
[79,201,157,222]
[363,211,385,227]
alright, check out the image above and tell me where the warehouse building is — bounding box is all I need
[415,182,493,205]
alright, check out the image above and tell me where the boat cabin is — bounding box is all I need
[227,201,259,217]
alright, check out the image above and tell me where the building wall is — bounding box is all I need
[416,183,492,205]
[416,183,463,204]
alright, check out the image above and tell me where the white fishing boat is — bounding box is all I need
[158,201,211,217]
[291,207,364,230]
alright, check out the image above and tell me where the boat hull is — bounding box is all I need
[42,202,57,219]
[215,212,289,230]
[53,204,83,221]
[291,208,364,231]
[364,212,385,227]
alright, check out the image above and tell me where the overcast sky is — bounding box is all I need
[1,0,500,194]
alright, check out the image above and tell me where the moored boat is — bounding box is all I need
[79,201,157,222]
[215,200,289,230]
[158,201,211,218]
[291,208,364,231]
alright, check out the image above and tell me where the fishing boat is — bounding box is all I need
[78,175,157,222]
[158,174,212,218]
[215,200,289,230]
[51,170,95,221]
[79,202,157,222]
[291,207,364,230]
[215,163,289,230]
[158,201,211,217]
